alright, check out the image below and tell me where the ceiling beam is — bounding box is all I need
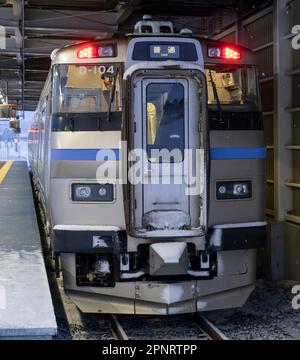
[0,7,118,32]
[0,67,48,72]
[25,0,119,11]
[116,0,141,26]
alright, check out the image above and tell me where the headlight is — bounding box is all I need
[233,183,249,196]
[98,187,107,196]
[216,181,252,200]
[72,183,114,202]
[75,186,91,199]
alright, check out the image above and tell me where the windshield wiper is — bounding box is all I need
[209,69,223,122]
[106,68,119,122]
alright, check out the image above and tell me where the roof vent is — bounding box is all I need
[142,15,152,21]
[134,15,174,34]
[180,28,193,35]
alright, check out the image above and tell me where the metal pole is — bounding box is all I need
[5,81,8,104]
[273,0,293,221]
[235,0,243,44]
[21,0,25,119]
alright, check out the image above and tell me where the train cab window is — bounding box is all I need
[206,65,262,130]
[53,64,121,113]
[52,64,122,131]
[206,66,258,111]
[146,83,184,162]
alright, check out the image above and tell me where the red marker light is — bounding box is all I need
[224,47,241,60]
[77,46,98,59]
[77,44,115,59]
[208,46,241,60]
[28,128,39,134]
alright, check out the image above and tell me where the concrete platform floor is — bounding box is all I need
[0,161,57,339]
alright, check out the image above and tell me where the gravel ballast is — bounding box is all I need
[205,280,300,340]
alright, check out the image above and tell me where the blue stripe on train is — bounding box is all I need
[52,147,266,161]
[210,147,266,160]
[51,149,120,161]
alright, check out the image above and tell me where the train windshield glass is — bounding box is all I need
[52,64,121,114]
[205,65,259,111]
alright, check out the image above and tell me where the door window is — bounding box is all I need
[146,82,184,162]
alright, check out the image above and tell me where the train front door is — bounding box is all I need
[132,73,204,235]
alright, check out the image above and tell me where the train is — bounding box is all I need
[28,16,266,315]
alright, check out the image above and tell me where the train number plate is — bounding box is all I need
[78,64,116,76]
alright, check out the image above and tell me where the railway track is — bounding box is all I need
[107,313,228,341]
[193,313,229,340]
[106,315,129,340]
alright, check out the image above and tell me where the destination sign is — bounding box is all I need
[149,44,180,59]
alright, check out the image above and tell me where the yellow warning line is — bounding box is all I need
[0,160,13,184]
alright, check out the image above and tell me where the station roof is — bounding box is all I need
[0,0,271,112]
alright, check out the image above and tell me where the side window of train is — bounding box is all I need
[39,102,46,161]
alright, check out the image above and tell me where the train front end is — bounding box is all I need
[52,20,266,314]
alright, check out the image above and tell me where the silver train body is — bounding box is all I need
[28,19,266,314]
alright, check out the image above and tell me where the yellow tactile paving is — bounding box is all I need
[0,160,13,184]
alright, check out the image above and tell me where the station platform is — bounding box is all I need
[0,161,57,339]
